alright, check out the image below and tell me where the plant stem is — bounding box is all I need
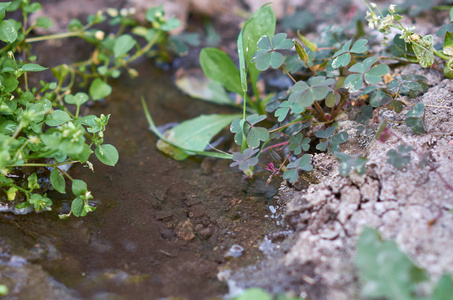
[25,31,82,43]
[262,141,289,153]
[281,65,296,84]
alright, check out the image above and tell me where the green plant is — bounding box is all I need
[233,287,304,300]
[145,1,453,185]
[0,1,178,217]
[356,227,453,300]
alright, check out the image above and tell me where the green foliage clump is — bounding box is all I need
[145,0,453,185]
[0,1,178,217]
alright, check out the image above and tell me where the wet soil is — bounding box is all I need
[0,60,281,299]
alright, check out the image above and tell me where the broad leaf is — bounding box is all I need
[159,114,240,160]
[50,168,66,194]
[89,78,112,100]
[356,227,428,299]
[114,34,136,58]
[95,144,119,166]
[200,48,242,94]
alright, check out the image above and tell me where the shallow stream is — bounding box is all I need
[0,61,281,300]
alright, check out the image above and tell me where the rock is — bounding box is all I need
[175,219,195,241]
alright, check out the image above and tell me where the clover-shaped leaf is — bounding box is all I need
[252,33,294,71]
[289,76,334,108]
[405,102,425,134]
[283,154,313,183]
[230,118,247,146]
[315,126,336,139]
[332,39,368,69]
[288,133,310,155]
[230,148,259,171]
[335,152,368,177]
[344,57,389,92]
[231,115,269,148]
[274,101,304,122]
[315,126,348,153]
[387,145,412,169]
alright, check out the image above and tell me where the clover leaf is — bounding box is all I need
[405,102,425,134]
[387,145,413,169]
[230,147,259,171]
[252,33,294,71]
[332,39,368,69]
[230,114,269,148]
[335,152,368,177]
[274,101,304,122]
[283,154,313,183]
[315,125,348,153]
[344,57,390,92]
[288,133,310,155]
[288,76,334,109]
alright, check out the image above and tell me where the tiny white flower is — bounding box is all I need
[120,8,128,17]
[371,2,377,8]
[389,4,396,14]
[106,8,118,17]
[128,7,136,15]
[94,30,105,40]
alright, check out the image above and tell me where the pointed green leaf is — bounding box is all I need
[71,197,84,217]
[89,78,112,100]
[21,63,48,72]
[114,34,136,58]
[95,144,119,166]
[0,20,17,43]
[200,48,242,94]
[72,179,87,196]
[46,110,72,126]
[50,168,66,194]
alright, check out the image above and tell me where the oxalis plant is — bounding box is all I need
[144,1,453,187]
[0,1,180,217]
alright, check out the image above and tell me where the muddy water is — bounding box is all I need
[0,61,281,300]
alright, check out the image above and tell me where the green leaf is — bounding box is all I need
[433,274,453,300]
[0,20,17,43]
[95,144,119,166]
[237,30,247,93]
[297,32,318,52]
[142,98,232,160]
[21,63,48,72]
[65,92,89,106]
[412,34,434,68]
[242,5,276,89]
[364,64,390,84]
[247,126,269,148]
[35,17,53,28]
[159,114,240,160]
[200,48,242,94]
[175,75,234,105]
[23,2,41,13]
[356,227,428,299]
[4,77,18,93]
[0,2,11,21]
[389,34,407,57]
[50,169,66,194]
[72,179,87,196]
[89,78,112,100]
[233,288,272,300]
[46,110,72,126]
[113,34,136,58]
[71,197,84,217]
